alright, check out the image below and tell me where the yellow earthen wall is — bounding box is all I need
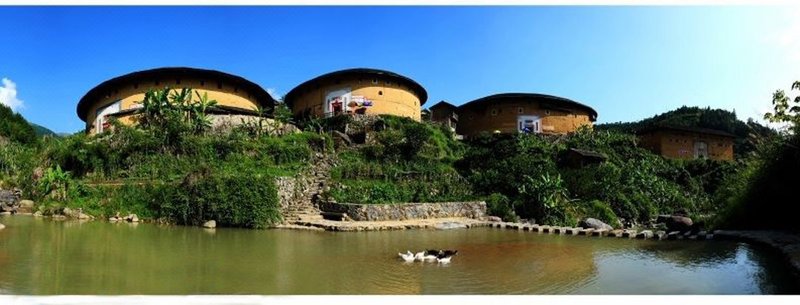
[640,131,734,161]
[290,76,422,121]
[84,78,262,134]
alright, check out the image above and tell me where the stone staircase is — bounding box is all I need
[280,152,336,224]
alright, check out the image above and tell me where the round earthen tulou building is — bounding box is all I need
[433,93,597,137]
[77,67,276,134]
[282,68,428,121]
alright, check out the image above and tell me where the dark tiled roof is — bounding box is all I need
[429,100,457,111]
[637,124,736,138]
[459,93,598,121]
[283,68,428,107]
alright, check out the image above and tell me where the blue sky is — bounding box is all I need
[1,6,798,133]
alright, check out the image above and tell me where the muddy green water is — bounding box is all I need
[1,216,799,294]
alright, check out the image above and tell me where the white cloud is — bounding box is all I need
[0,78,24,111]
[772,9,800,62]
[266,88,282,102]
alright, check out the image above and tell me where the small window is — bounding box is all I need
[491,109,498,116]
[372,79,378,84]
[517,107,524,114]
[544,110,551,115]
[378,91,383,95]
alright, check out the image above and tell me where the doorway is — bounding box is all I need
[694,141,708,159]
[517,115,541,134]
[324,88,351,118]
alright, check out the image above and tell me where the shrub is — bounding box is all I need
[582,200,619,227]
[486,193,518,222]
[516,173,572,225]
[152,168,281,228]
[0,142,38,195]
[37,165,72,201]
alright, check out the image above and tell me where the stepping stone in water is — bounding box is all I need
[591,229,608,237]
[622,230,637,238]
[636,230,654,239]
[667,231,681,240]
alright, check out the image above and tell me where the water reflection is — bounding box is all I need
[0,217,798,294]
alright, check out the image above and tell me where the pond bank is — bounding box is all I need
[278,214,486,231]
[715,230,800,273]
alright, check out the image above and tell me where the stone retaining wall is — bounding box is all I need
[0,189,21,213]
[318,201,486,221]
[275,176,312,211]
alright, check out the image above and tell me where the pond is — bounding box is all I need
[1,215,798,294]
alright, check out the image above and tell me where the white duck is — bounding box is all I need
[398,251,415,262]
[436,256,452,264]
[414,252,425,262]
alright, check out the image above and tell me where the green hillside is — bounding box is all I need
[0,103,37,145]
[30,122,57,137]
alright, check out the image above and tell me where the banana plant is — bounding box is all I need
[191,91,218,134]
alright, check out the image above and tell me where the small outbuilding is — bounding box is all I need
[563,148,607,168]
[428,100,459,131]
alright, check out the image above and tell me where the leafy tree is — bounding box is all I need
[764,81,800,132]
[715,80,800,230]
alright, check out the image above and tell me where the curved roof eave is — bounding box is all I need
[283,68,428,107]
[459,93,598,121]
